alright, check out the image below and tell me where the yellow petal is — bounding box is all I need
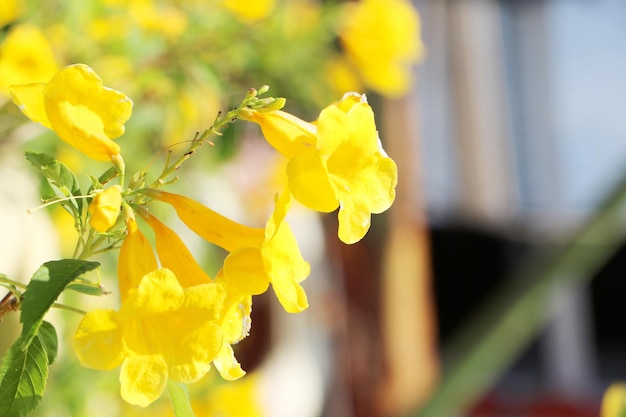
[73,309,125,370]
[88,185,122,232]
[119,355,168,407]
[43,64,132,161]
[9,83,52,129]
[223,248,270,296]
[286,153,338,212]
[168,320,222,383]
[263,224,310,313]
[240,109,317,159]
[141,210,212,287]
[151,190,264,252]
[337,200,372,244]
[120,268,185,320]
[118,215,158,301]
[213,343,245,381]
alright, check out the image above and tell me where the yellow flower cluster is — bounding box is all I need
[9,64,398,407]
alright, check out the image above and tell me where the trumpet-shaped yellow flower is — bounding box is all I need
[9,64,133,161]
[338,0,424,97]
[74,268,225,407]
[148,189,310,313]
[0,24,58,94]
[242,93,397,244]
[137,209,252,379]
[88,185,122,232]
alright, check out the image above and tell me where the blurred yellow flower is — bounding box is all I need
[601,382,626,417]
[74,268,225,407]
[339,0,424,97]
[242,93,397,244]
[0,24,58,94]
[9,64,133,161]
[221,0,276,22]
[88,185,122,232]
[130,0,188,38]
[197,373,263,417]
[0,0,22,28]
[149,189,310,313]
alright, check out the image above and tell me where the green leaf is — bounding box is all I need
[167,380,196,417]
[20,260,99,347]
[37,321,58,365]
[0,332,50,417]
[24,151,83,211]
[66,283,109,296]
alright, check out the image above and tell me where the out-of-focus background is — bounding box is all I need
[2,0,626,416]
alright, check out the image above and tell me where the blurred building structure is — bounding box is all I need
[413,0,626,414]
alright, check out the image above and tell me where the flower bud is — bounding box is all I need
[88,185,122,232]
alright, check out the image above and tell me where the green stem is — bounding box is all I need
[0,276,27,290]
[51,302,86,315]
[413,169,626,417]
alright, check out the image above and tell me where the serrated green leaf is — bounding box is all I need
[24,151,83,211]
[37,321,58,365]
[0,332,49,417]
[20,260,99,347]
[167,380,196,417]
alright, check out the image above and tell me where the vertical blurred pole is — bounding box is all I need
[378,91,439,416]
[448,0,517,225]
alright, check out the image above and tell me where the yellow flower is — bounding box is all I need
[137,209,252,379]
[74,268,225,407]
[88,185,122,232]
[338,0,424,97]
[0,24,58,95]
[9,64,133,161]
[0,0,22,30]
[221,0,275,22]
[197,373,263,417]
[242,93,398,244]
[130,0,188,38]
[149,189,310,313]
[601,383,626,417]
